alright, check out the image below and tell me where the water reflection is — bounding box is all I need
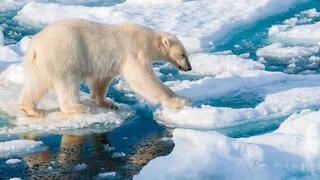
[20,130,173,179]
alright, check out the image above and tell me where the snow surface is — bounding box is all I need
[0,140,44,158]
[14,0,308,51]
[135,110,320,179]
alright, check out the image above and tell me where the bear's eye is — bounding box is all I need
[181,53,186,58]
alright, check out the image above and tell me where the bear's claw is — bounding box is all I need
[96,101,119,111]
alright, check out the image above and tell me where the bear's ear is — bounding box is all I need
[156,35,171,49]
[162,38,170,49]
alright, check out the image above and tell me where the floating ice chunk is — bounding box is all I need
[269,22,320,46]
[9,178,22,180]
[5,158,22,165]
[0,140,44,158]
[75,163,87,171]
[136,110,320,179]
[309,56,320,61]
[159,137,173,143]
[300,8,320,18]
[268,8,320,47]
[111,152,126,158]
[256,43,319,59]
[97,172,118,179]
[239,53,250,58]
[188,53,264,76]
[104,144,116,152]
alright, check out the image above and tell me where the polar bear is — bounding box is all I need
[19,19,192,117]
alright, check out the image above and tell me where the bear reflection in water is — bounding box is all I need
[21,130,173,179]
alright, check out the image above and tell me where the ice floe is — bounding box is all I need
[256,43,319,59]
[97,172,118,179]
[14,0,307,51]
[136,110,320,179]
[0,35,133,135]
[5,158,22,165]
[0,140,44,158]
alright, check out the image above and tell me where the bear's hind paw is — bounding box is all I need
[22,108,48,117]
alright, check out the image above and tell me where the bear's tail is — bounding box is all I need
[24,43,37,71]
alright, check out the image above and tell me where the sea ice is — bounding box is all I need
[0,140,44,158]
[135,110,320,179]
[97,172,118,179]
[5,158,22,165]
[0,36,134,135]
[111,152,126,158]
[256,43,319,59]
[268,9,320,46]
[14,0,307,51]
[75,163,88,171]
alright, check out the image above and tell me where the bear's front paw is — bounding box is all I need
[165,96,192,109]
[96,101,118,111]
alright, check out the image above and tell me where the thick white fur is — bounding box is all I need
[19,19,192,117]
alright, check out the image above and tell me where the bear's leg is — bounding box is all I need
[89,77,118,110]
[54,77,92,114]
[122,61,191,109]
[20,76,49,117]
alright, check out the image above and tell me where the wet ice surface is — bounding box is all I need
[1,0,320,179]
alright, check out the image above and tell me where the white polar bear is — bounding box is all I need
[19,19,192,117]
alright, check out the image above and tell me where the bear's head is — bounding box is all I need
[156,32,192,71]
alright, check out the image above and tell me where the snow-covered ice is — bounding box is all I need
[75,163,88,171]
[0,36,133,135]
[135,110,320,179]
[14,0,308,51]
[256,8,320,73]
[0,140,44,158]
[256,43,319,59]
[97,172,118,179]
[5,158,22,165]
[111,152,126,158]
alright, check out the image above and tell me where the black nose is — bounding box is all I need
[186,66,192,71]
